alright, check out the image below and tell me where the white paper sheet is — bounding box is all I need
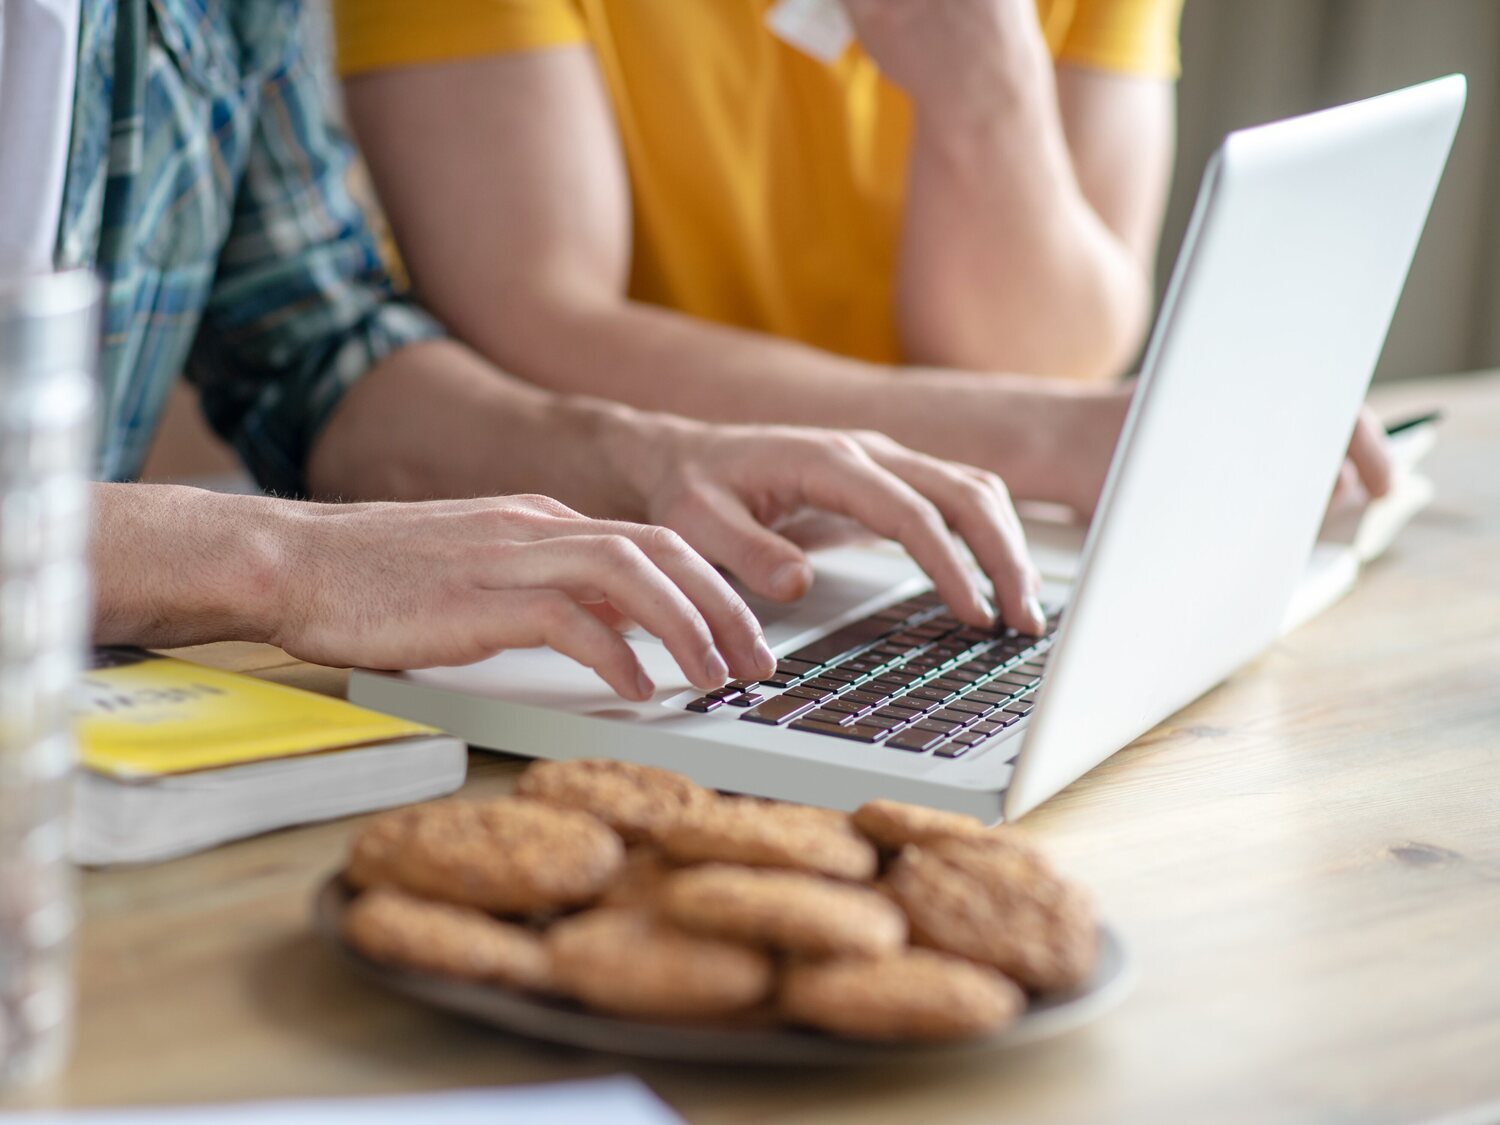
[0,1077,682,1125]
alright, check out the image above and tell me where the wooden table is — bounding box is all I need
[8,374,1500,1123]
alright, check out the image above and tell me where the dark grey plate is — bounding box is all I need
[313,876,1133,1066]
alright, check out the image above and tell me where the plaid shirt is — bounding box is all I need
[58,0,442,494]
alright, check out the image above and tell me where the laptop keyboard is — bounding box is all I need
[683,591,1060,760]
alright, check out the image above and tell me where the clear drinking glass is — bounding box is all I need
[0,271,99,1086]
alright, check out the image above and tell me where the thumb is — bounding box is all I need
[669,487,814,602]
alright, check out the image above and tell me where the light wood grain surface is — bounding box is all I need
[7,375,1500,1123]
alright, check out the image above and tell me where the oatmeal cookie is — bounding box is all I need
[600,846,677,909]
[657,797,877,881]
[852,799,1003,851]
[515,758,713,844]
[884,837,1097,993]
[547,908,773,1019]
[661,864,907,957]
[779,948,1025,1041]
[345,797,624,915]
[342,887,551,991]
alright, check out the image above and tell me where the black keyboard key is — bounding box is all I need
[790,719,888,743]
[869,675,917,695]
[931,708,979,727]
[933,742,970,759]
[909,686,956,704]
[776,657,820,677]
[726,692,764,707]
[821,668,863,684]
[928,675,970,692]
[1015,661,1047,676]
[706,685,741,701]
[739,694,819,725]
[785,617,893,666]
[805,708,855,725]
[844,688,889,707]
[950,729,989,746]
[887,728,945,752]
[784,684,834,702]
[913,717,961,735]
[880,699,927,717]
[803,677,846,693]
[685,696,722,713]
[757,672,798,688]
[1003,699,1036,717]
[948,699,994,717]
[860,712,908,731]
[972,716,1018,735]
[824,698,873,717]
[968,689,1012,705]
[995,672,1040,690]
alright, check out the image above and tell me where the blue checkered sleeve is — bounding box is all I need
[184,33,443,497]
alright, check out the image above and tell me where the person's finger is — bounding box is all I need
[865,447,1045,635]
[482,589,656,701]
[600,519,776,680]
[659,478,816,603]
[480,536,733,691]
[1347,408,1394,499]
[1330,458,1361,508]
[795,438,998,628]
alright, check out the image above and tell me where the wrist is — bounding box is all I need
[904,15,1052,138]
[550,395,688,522]
[92,485,290,649]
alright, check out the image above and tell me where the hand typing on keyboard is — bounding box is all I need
[619,423,1047,636]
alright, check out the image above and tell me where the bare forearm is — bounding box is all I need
[305,338,640,519]
[461,294,1104,507]
[92,483,286,648]
[902,91,1149,379]
[898,39,1151,381]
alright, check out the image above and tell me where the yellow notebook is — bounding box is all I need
[72,649,467,866]
[76,649,439,779]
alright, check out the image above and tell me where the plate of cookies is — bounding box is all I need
[314,760,1132,1064]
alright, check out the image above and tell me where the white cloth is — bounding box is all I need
[0,0,81,274]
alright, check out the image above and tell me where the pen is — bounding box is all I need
[1384,410,1442,437]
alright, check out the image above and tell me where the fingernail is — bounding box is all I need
[754,638,777,675]
[703,648,730,687]
[1026,595,1047,635]
[771,561,811,600]
[975,591,997,625]
[635,668,656,700]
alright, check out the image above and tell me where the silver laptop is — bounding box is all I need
[350,76,1465,823]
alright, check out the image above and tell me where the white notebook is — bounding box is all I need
[1017,420,1437,635]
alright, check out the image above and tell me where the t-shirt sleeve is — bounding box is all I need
[1055,0,1185,79]
[333,0,588,78]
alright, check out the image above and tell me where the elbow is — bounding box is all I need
[1072,268,1153,382]
[902,259,1153,383]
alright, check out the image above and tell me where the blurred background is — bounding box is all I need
[1163,0,1498,382]
[142,0,1497,480]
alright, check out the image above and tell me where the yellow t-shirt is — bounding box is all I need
[336,0,1183,365]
